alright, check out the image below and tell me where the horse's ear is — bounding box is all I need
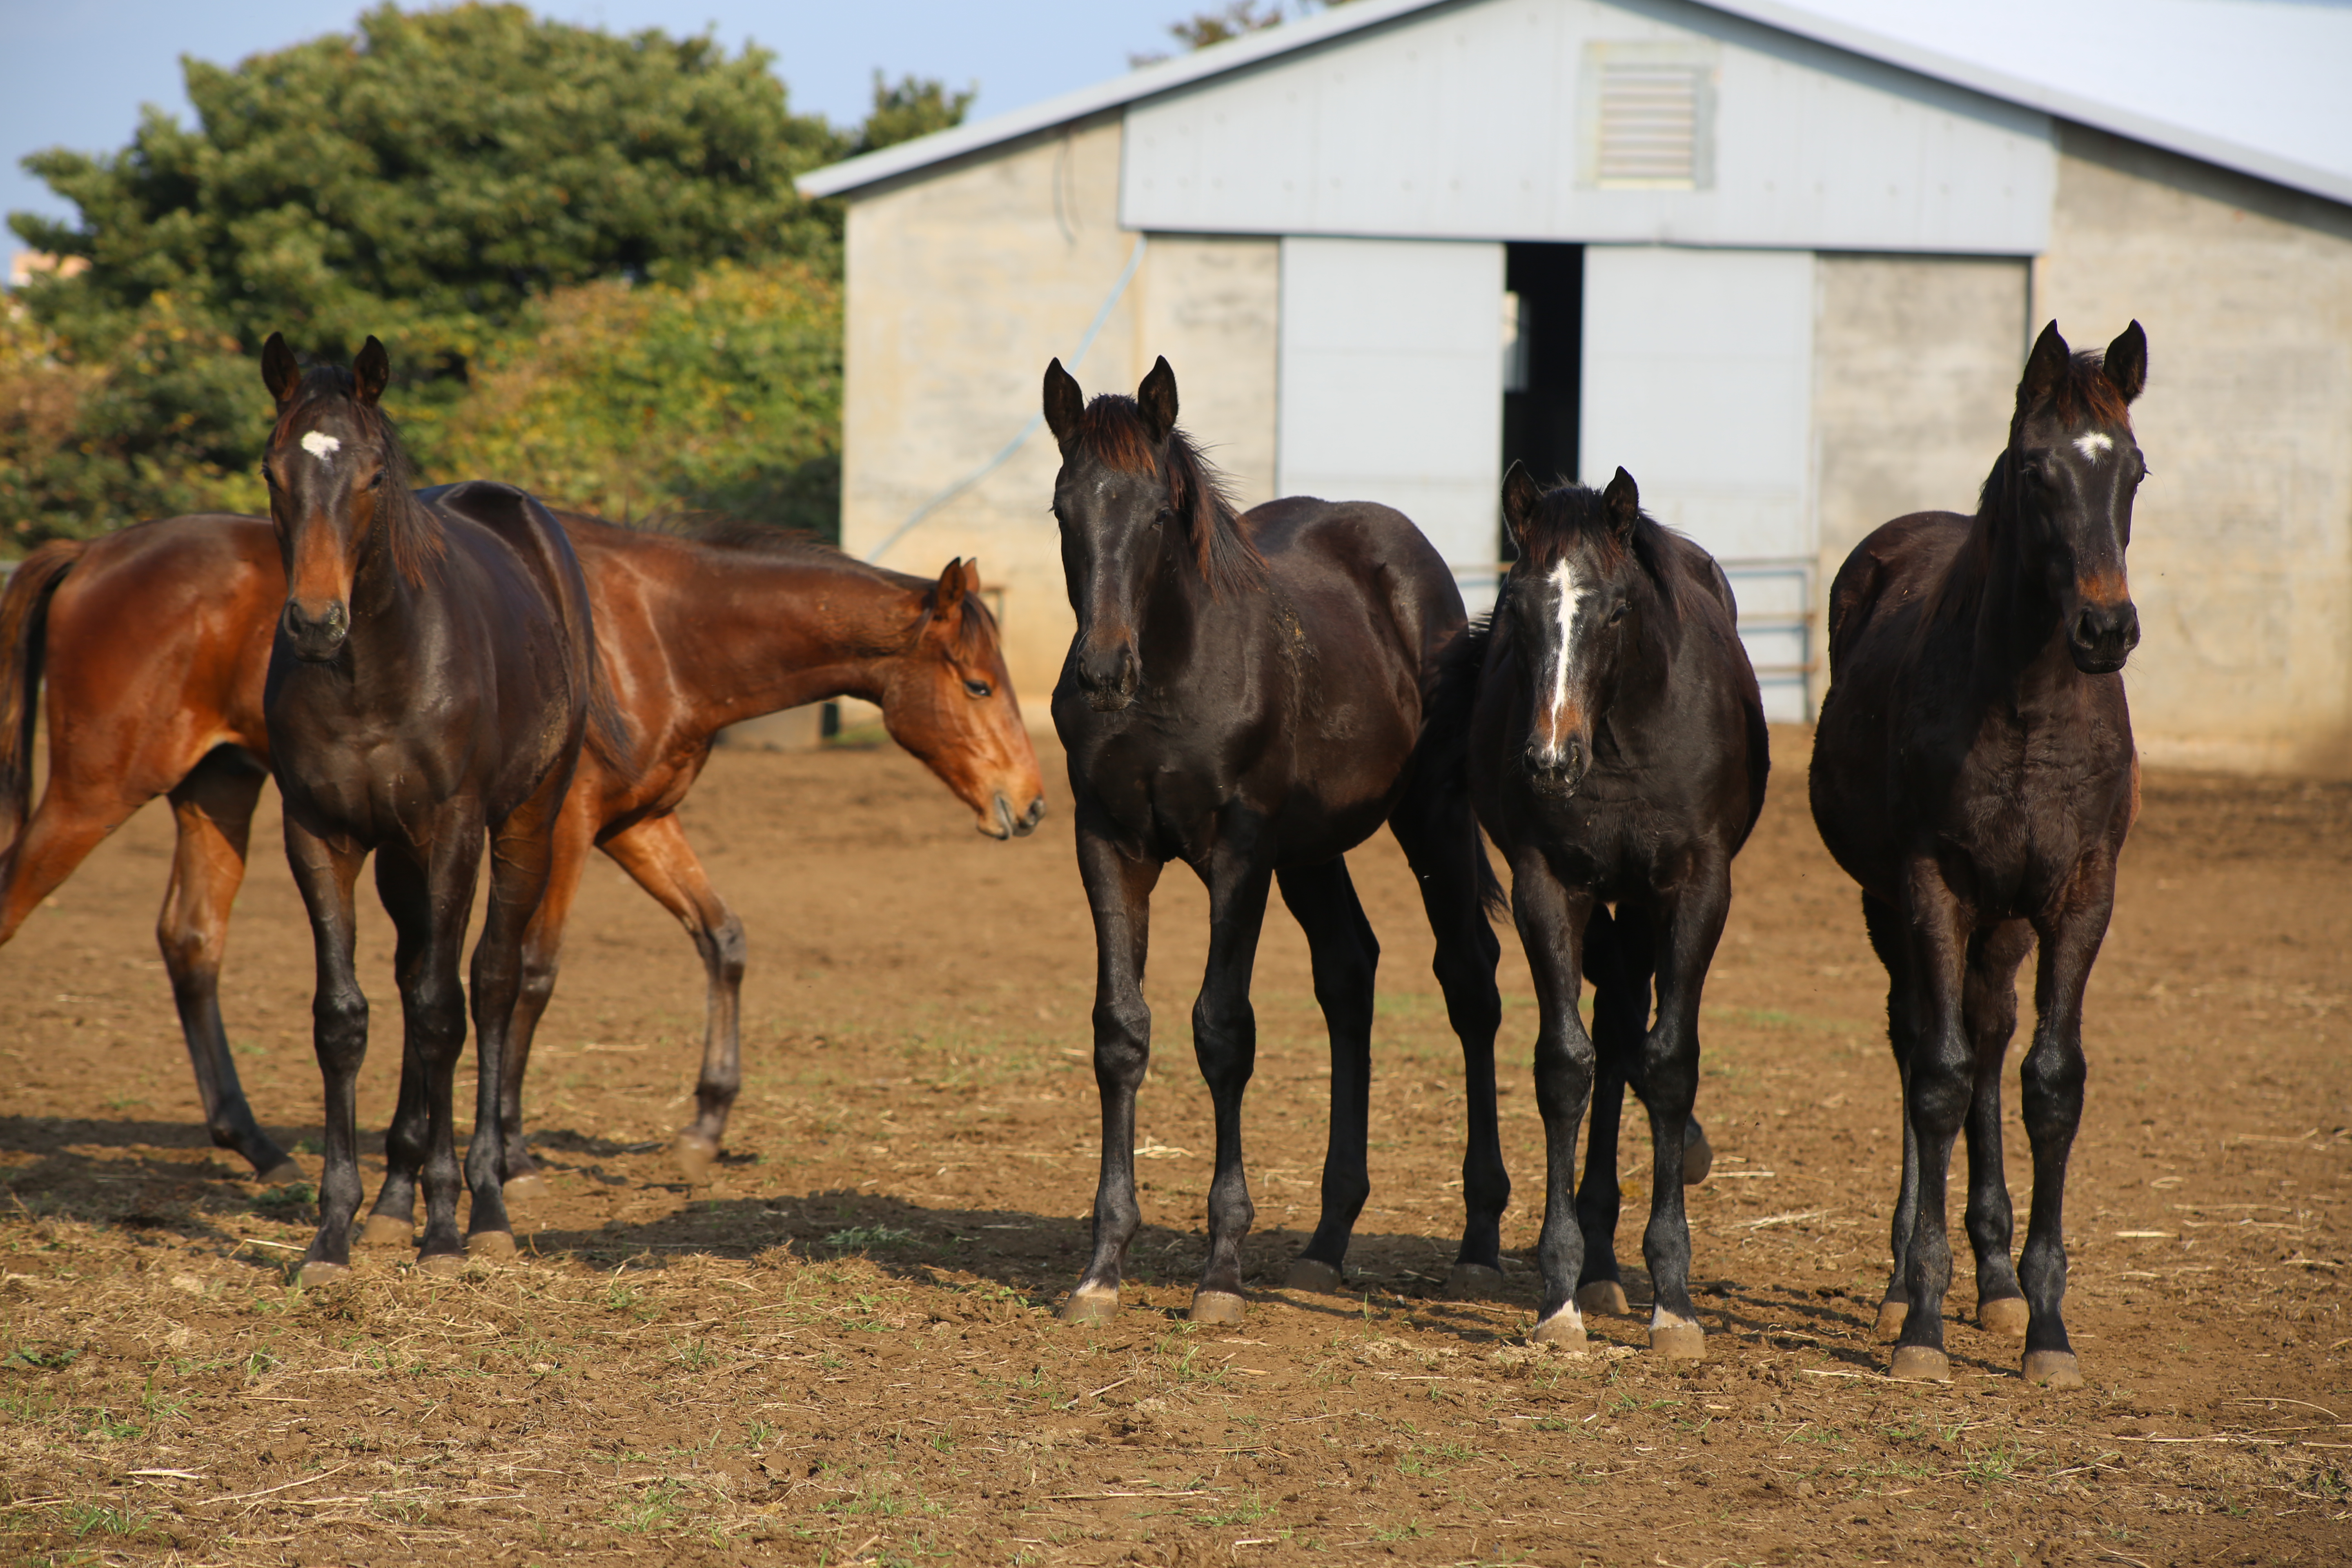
[1500,461,1541,549]
[261,332,300,405]
[1043,359,1083,448]
[2102,320,2147,405]
[1603,466,1641,541]
[353,336,390,408]
[1138,355,1178,443]
[932,556,968,616]
[2017,320,2071,412]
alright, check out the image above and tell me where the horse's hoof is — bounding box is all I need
[1681,1122,1714,1185]
[258,1159,307,1187]
[1874,1299,1909,1340]
[1889,1345,1951,1382]
[415,1252,464,1278]
[1649,1318,1706,1360]
[674,1134,720,1185]
[359,1213,414,1247]
[1530,1311,1586,1351]
[1060,1285,1119,1324]
[2022,1350,2083,1388]
[297,1260,347,1288]
[1444,1263,1504,1301]
[500,1172,550,1203]
[1576,1280,1630,1317]
[1978,1296,2030,1338]
[1284,1258,1344,1294]
[466,1230,516,1262]
[1188,1290,1247,1326]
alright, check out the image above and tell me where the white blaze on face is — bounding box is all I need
[1539,557,1591,759]
[2074,432,2112,461]
[301,430,342,464]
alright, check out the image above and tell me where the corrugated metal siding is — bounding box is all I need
[1121,0,2054,253]
[1580,245,1817,719]
[1276,237,1508,606]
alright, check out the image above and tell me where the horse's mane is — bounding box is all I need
[1504,482,1686,629]
[274,367,444,587]
[1073,395,1266,598]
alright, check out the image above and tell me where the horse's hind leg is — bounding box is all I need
[160,749,297,1181]
[597,813,747,1185]
[1963,921,2034,1336]
[1187,852,1275,1323]
[1863,891,1924,1339]
[1273,858,1377,1293]
[1574,904,1648,1316]
[1635,863,1733,1360]
[1386,785,1507,1293]
[1062,815,1162,1323]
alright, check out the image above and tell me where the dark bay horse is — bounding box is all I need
[0,517,1040,1190]
[1044,355,1506,1325]
[1809,321,2147,1387]
[1452,464,1766,1357]
[260,332,599,1279]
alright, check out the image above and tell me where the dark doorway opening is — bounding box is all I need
[1500,243,1583,562]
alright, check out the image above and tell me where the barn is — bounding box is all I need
[798,0,2352,771]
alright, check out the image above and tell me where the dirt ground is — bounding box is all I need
[2,725,2348,1566]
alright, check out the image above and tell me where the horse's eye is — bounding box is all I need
[963,678,992,699]
[258,464,275,486]
[1606,601,1630,627]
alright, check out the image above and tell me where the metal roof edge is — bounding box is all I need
[795,0,1452,198]
[1695,0,2352,207]
[797,0,2352,209]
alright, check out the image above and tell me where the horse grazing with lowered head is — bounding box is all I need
[1045,355,1506,1326]
[0,514,1040,1194]
[258,333,600,1281]
[1451,463,1766,1358]
[1810,320,2148,1387]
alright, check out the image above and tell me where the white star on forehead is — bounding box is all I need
[2074,433,2112,460]
[301,431,342,462]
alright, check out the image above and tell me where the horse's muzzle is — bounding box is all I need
[1523,738,1589,797]
[1076,641,1140,712]
[282,598,350,663]
[986,791,1048,840]
[2069,599,2140,675]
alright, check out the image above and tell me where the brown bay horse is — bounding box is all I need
[1045,356,1506,1325]
[260,333,597,1279]
[1809,321,2148,1386]
[0,480,1041,1201]
[1450,464,1767,1359]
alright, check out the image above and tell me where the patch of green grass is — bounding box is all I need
[824,1224,915,1252]
[74,1408,143,1441]
[252,1182,317,1214]
[1372,1518,1431,1542]
[614,1480,685,1533]
[3,1343,80,1371]
[60,1503,150,1540]
[1197,1489,1272,1526]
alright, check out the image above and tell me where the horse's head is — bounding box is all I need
[259,333,434,662]
[2007,320,2149,675]
[880,557,1047,840]
[1042,355,1259,713]
[1496,462,1664,797]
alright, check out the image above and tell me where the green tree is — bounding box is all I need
[854,73,977,156]
[1133,0,1362,64]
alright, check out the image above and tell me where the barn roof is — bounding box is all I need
[798,0,2352,208]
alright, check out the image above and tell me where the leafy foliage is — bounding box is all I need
[853,74,977,157]
[1134,0,1361,64]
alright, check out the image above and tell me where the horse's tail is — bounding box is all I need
[0,541,83,849]
[581,641,632,775]
[1422,616,1508,920]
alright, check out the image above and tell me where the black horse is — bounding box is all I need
[259,335,603,1282]
[1045,356,1506,1325]
[1452,464,1766,1357]
[1810,321,2147,1386]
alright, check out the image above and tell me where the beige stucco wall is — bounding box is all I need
[2035,125,2352,777]
[1810,254,2030,711]
[838,114,1279,717]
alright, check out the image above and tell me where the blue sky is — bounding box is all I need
[0,0,1194,271]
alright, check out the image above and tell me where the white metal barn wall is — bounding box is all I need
[1581,245,1817,719]
[1276,236,1509,607]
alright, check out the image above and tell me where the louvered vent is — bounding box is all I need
[1580,43,1717,191]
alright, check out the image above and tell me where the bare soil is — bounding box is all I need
[2,727,2348,1566]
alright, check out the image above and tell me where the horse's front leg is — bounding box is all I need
[373,817,486,1271]
[1188,851,1275,1324]
[1512,851,1597,1346]
[1637,860,1731,1360]
[1862,891,1924,1339]
[1062,815,1162,1323]
[2015,885,2110,1389]
[1274,858,1377,1293]
[281,819,370,1284]
[1890,864,1975,1381]
[1963,921,2035,1336]
[494,785,598,1198]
